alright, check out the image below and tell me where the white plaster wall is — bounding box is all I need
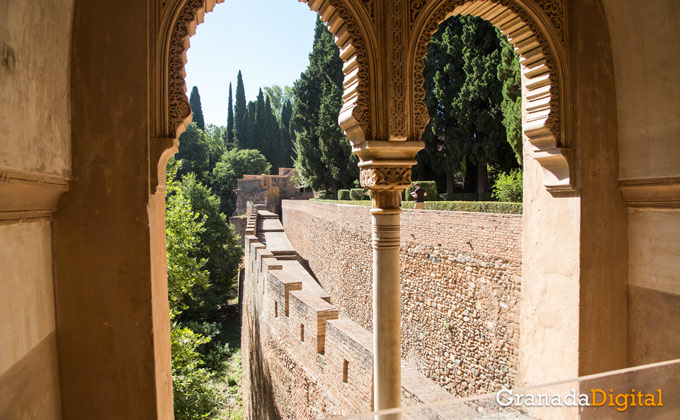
[519,150,581,387]
[0,220,61,419]
[602,0,680,180]
[0,221,57,374]
[0,0,75,177]
[629,209,680,296]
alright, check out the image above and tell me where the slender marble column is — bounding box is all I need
[371,190,402,419]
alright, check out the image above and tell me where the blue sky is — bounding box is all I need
[184,0,318,126]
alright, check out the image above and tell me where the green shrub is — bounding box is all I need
[350,188,368,200]
[311,198,521,214]
[337,189,350,200]
[171,326,222,420]
[405,181,438,201]
[447,192,494,201]
[401,200,522,214]
[316,190,333,199]
[492,170,523,202]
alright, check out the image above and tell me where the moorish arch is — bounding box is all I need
[151,0,380,193]
[153,0,577,414]
[409,0,572,192]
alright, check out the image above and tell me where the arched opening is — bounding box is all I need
[410,0,571,193]
[156,0,577,416]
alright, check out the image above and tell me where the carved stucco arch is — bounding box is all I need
[409,0,573,193]
[151,0,376,191]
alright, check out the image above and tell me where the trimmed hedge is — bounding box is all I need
[404,181,438,201]
[445,192,493,202]
[402,201,522,214]
[337,189,350,200]
[350,188,369,200]
[310,199,522,214]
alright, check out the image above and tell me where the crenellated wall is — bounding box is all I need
[241,206,464,419]
[281,200,522,397]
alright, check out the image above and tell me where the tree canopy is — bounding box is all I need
[291,18,358,193]
[189,86,205,131]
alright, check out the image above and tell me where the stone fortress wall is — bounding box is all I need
[241,205,458,419]
[242,200,523,418]
[281,200,522,397]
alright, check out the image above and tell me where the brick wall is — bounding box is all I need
[281,200,522,397]
[241,207,454,419]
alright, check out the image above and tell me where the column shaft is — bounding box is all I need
[371,191,402,419]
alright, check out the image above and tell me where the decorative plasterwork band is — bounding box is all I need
[410,0,573,193]
[619,177,680,209]
[0,167,69,223]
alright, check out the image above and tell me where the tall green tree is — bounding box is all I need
[189,86,205,130]
[177,122,210,182]
[252,89,267,154]
[292,18,358,193]
[420,16,518,196]
[179,174,242,320]
[279,100,294,168]
[497,33,522,165]
[226,82,235,146]
[233,71,249,148]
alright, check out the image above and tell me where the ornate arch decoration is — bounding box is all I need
[151,0,376,192]
[409,0,574,193]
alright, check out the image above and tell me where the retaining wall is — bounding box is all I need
[241,206,458,419]
[281,200,522,397]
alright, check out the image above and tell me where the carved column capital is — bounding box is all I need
[359,166,412,192]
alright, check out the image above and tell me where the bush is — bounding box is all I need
[316,190,333,199]
[447,192,494,201]
[311,198,521,214]
[337,189,350,200]
[405,181,438,201]
[492,170,523,202]
[401,200,522,214]
[171,326,222,420]
[350,188,368,200]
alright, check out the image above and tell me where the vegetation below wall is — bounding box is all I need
[310,198,522,214]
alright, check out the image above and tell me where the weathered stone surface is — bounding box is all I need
[282,200,522,397]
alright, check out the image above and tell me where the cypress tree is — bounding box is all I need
[292,18,358,193]
[233,71,248,148]
[279,100,293,168]
[253,89,266,154]
[265,96,281,172]
[189,86,205,130]
[497,34,523,165]
[226,83,234,146]
[420,16,518,196]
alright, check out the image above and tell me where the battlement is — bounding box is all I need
[242,204,457,418]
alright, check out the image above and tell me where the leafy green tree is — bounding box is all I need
[171,326,221,420]
[252,89,267,156]
[177,122,210,183]
[211,148,271,215]
[492,169,523,202]
[497,33,522,165]
[265,95,281,172]
[233,71,249,148]
[279,100,294,168]
[292,18,358,193]
[226,82,235,146]
[263,84,295,118]
[420,17,465,196]
[420,16,518,196]
[165,159,209,319]
[189,86,205,130]
[179,174,242,319]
